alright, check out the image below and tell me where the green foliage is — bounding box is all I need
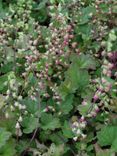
[0,128,11,148]
[0,0,117,155]
[59,57,90,98]
[0,74,8,93]
[22,97,39,114]
[41,113,60,130]
[0,139,16,156]
[71,54,96,69]
[78,102,91,116]
[21,116,38,134]
[78,6,96,25]
[62,121,74,138]
[0,94,5,109]
[97,126,117,152]
[59,95,74,115]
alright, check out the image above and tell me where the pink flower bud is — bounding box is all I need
[69,34,74,39]
[93,94,99,101]
[106,71,111,77]
[101,51,106,56]
[91,111,97,117]
[63,41,68,46]
[64,34,69,40]
[45,63,49,68]
[55,60,60,65]
[107,53,113,58]
[80,116,85,122]
[108,63,113,69]
[82,100,87,105]
[72,42,77,48]
[67,25,72,31]
[101,78,106,83]
[103,68,108,75]
[99,86,103,92]
[105,86,111,92]
[94,106,99,113]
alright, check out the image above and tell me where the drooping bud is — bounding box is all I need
[15,122,20,129]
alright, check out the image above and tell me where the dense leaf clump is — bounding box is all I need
[0,0,117,155]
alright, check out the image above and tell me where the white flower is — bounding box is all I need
[81,133,87,139]
[73,122,79,127]
[9,79,16,88]
[76,129,81,135]
[7,89,10,95]
[72,128,77,133]
[14,101,19,107]
[12,92,17,98]
[16,128,22,136]
[73,136,78,141]
[5,112,9,118]
[5,95,9,100]
[18,104,23,110]
[10,105,15,111]
[15,122,20,129]
[22,105,26,110]
[18,116,23,122]
[18,95,22,100]
[80,122,86,128]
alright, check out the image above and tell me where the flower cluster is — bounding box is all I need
[0,0,117,155]
[72,116,87,141]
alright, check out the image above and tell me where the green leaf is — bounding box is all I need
[66,64,90,91]
[59,62,90,98]
[5,47,14,62]
[94,143,113,156]
[0,95,5,109]
[32,6,48,23]
[49,131,67,144]
[28,73,37,85]
[16,140,28,154]
[0,74,8,93]
[37,0,48,10]
[59,81,72,99]
[0,62,13,74]
[21,116,38,134]
[78,6,96,24]
[0,119,16,134]
[109,32,116,41]
[78,103,91,116]
[0,1,8,19]
[16,139,35,155]
[111,138,117,152]
[22,97,38,114]
[39,130,51,142]
[60,95,74,114]
[97,126,117,146]
[76,24,92,39]
[47,143,65,156]
[62,121,74,138]
[99,3,109,13]
[96,150,112,156]
[70,54,96,69]
[112,5,117,13]
[81,88,94,101]
[0,139,16,156]
[107,41,113,52]
[50,0,55,3]
[41,113,60,130]
[0,128,11,148]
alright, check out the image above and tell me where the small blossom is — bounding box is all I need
[18,116,23,122]
[76,129,81,135]
[15,122,20,129]
[73,136,78,141]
